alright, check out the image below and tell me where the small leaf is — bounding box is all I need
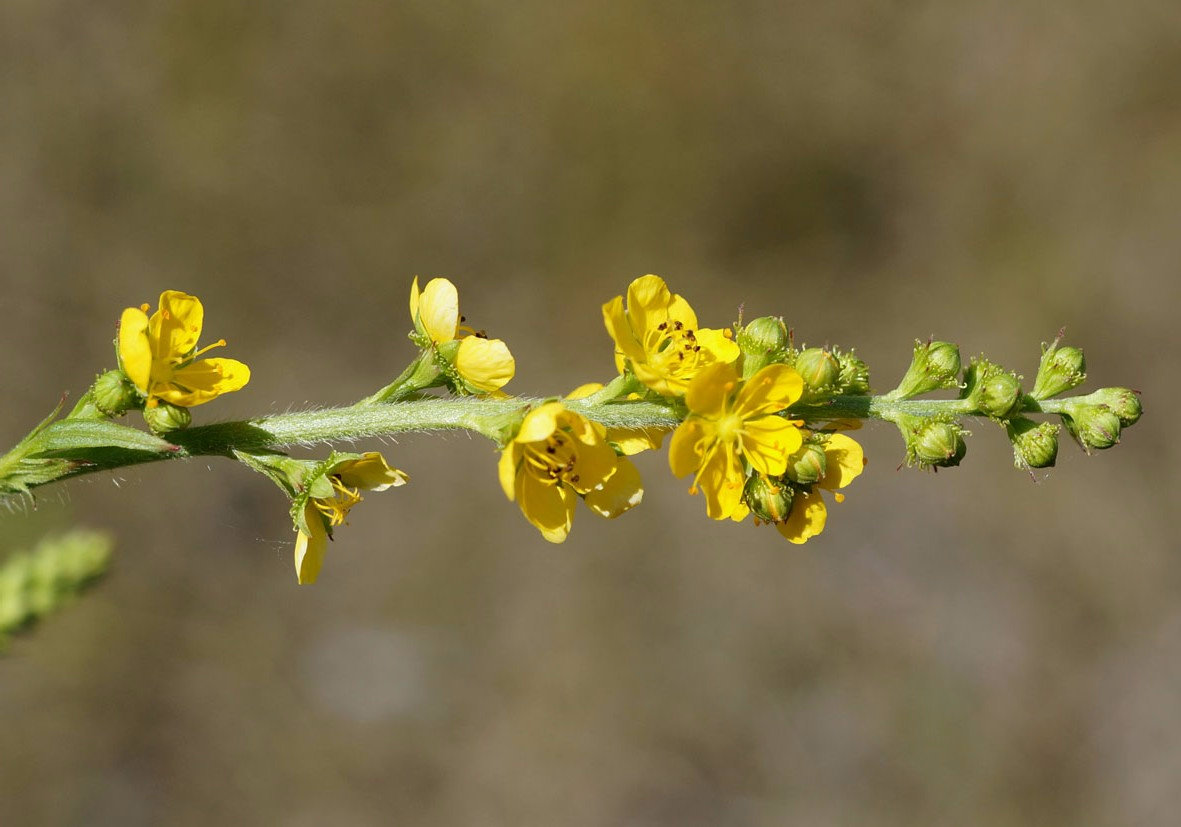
[30,420,179,457]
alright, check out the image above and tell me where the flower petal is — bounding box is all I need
[666,293,699,329]
[729,501,751,523]
[585,457,643,518]
[498,445,521,500]
[417,278,459,343]
[517,472,576,543]
[625,274,673,339]
[733,364,804,418]
[820,433,866,490]
[294,504,329,585]
[156,358,250,406]
[605,425,668,456]
[336,452,408,492]
[696,327,741,365]
[685,361,739,417]
[740,416,804,476]
[698,443,745,520]
[565,383,603,400]
[516,402,563,444]
[118,306,152,394]
[150,291,204,368]
[602,295,645,364]
[567,433,617,494]
[776,492,827,544]
[668,418,709,478]
[456,337,515,392]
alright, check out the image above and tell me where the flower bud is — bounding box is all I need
[835,348,871,395]
[889,340,961,399]
[784,442,827,485]
[737,316,788,379]
[1062,402,1121,451]
[912,421,967,467]
[794,348,841,402]
[1006,418,1059,469]
[742,474,794,524]
[1087,387,1141,427]
[142,401,191,433]
[92,370,139,416]
[962,359,1023,420]
[737,316,788,356]
[1031,340,1086,400]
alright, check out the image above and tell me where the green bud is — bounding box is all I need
[737,316,789,379]
[1087,387,1141,427]
[737,316,789,356]
[1062,402,1121,452]
[834,348,871,395]
[962,359,1022,420]
[742,474,794,524]
[1006,418,1059,469]
[912,421,967,468]
[784,442,827,485]
[889,340,962,399]
[91,370,140,416]
[1031,339,1086,400]
[142,402,192,433]
[794,348,840,398]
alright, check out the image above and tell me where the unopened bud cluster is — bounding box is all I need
[876,332,1142,470]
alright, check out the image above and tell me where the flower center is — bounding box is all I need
[645,319,704,378]
[523,431,580,487]
[715,412,744,443]
[314,476,364,526]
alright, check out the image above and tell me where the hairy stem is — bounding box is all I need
[7,390,1082,494]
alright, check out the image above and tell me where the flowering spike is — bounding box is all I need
[0,273,1148,584]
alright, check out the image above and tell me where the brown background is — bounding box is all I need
[1,2,1178,825]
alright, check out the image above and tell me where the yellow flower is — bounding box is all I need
[602,275,740,397]
[498,402,642,543]
[775,433,866,544]
[118,290,250,408]
[294,452,408,585]
[410,277,515,393]
[669,362,805,520]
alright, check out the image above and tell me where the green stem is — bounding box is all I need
[2,389,1086,495]
[787,395,977,422]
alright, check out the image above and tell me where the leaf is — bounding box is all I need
[29,420,180,457]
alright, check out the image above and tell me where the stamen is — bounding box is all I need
[192,338,228,358]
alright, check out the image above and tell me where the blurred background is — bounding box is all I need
[1,1,1178,824]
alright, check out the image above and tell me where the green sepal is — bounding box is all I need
[288,451,371,537]
[233,450,316,498]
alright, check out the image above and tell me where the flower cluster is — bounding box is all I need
[607,276,868,545]
[98,276,868,583]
